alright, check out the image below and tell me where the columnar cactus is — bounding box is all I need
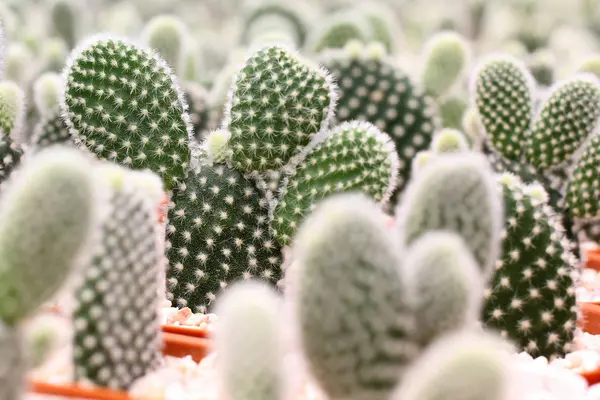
[392,331,511,400]
[396,153,503,275]
[319,41,439,194]
[420,31,470,99]
[73,167,163,390]
[142,15,187,74]
[166,163,282,313]
[222,44,337,174]
[484,174,577,359]
[292,193,418,400]
[271,121,399,246]
[0,146,100,325]
[62,35,193,190]
[214,281,284,400]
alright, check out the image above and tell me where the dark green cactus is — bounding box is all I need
[30,109,73,150]
[62,35,192,190]
[166,163,282,314]
[319,41,439,195]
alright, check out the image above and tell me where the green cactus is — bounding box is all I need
[420,31,470,99]
[31,109,73,150]
[143,15,187,74]
[4,43,34,85]
[319,41,439,195]
[393,331,511,400]
[471,55,535,162]
[166,163,282,314]
[222,44,336,174]
[439,95,468,130]
[484,174,577,359]
[204,129,232,164]
[359,2,399,52]
[411,150,435,176]
[396,153,503,275]
[525,75,600,169]
[73,167,163,390]
[0,81,25,139]
[62,35,192,190]
[50,0,78,49]
[214,281,284,400]
[566,134,600,222]
[271,121,399,246]
[404,232,483,346]
[0,147,99,325]
[0,322,24,400]
[527,49,555,87]
[0,132,23,187]
[293,193,418,400]
[431,128,469,153]
[33,72,61,117]
[308,11,372,53]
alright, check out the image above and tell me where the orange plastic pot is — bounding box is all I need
[29,332,210,399]
[578,301,600,334]
[162,324,209,338]
[586,248,600,271]
[580,367,600,386]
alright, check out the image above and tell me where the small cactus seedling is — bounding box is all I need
[292,193,418,400]
[143,15,187,74]
[420,31,470,99]
[392,330,511,400]
[396,153,503,275]
[0,80,25,139]
[222,44,337,174]
[0,147,100,325]
[404,232,484,345]
[214,281,284,400]
[484,174,577,359]
[166,163,282,313]
[62,35,193,190]
[319,41,439,195]
[30,109,73,150]
[33,72,61,117]
[431,128,469,153]
[472,55,535,162]
[73,167,163,390]
[271,121,399,246]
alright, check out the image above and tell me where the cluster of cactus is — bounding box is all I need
[212,151,512,400]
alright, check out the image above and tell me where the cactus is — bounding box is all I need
[420,31,470,99]
[214,281,284,400]
[50,0,78,48]
[292,193,418,400]
[222,44,337,174]
[33,72,61,117]
[0,322,24,400]
[484,174,577,359]
[404,232,484,346]
[566,134,600,224]
[431,128,469,153]
[31,109,73,150]
[62,35,192,190]
[411,150,435,176]
[0,131,23,187]
[319,41,439,195]
[439,95,468,130]
[271,121,399,246]
[4,43,34,84]
[0,81,25,139]
[41,37,69,72]
[359,2,399,52]
[392,331,511,400]
[396,153,503,275]
[0,147,100,325]
[73,167,163,390]
[166,163,282,313]
[471,55,534,162]
[577,55,600,79]
[527,49,555,87]
[204,129,232,164]
[308,11,372,53]
[525,76,600,170]
[143,15,187,74]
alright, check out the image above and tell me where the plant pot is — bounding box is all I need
[580,367,600,386]
[29,332,211,399]
[162,324,209,338]
[578,301,600,334]
[586,248,600,271]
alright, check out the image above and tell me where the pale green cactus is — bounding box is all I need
[421,31,470,98]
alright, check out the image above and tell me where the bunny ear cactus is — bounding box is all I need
[392,331,511,400]
[0,147,101,325]
[61,35,192,190]
[73,166,163,390]
[33,72,61,117]
[292,193,419,400]
[484,173,577,359]
[0,81,25,139]
[420,31,470,99]
[271,121,399,246]
[396,153,503,275]
[142,15,187,74]
[319,41,439,195]
[214,281,284,400]
[222,44,337,174]
[308,11,372,53]
[166,163,282,314]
